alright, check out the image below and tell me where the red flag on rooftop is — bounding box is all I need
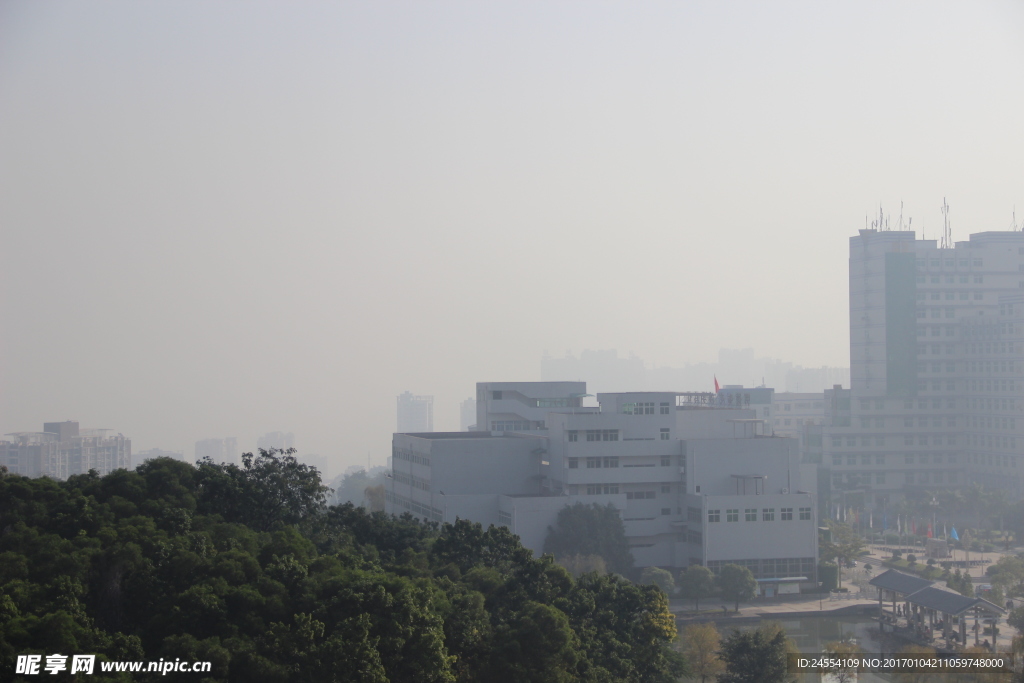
[714,375,720,393]
[927,523,933,538]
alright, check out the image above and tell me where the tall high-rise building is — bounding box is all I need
[397,392,433,433]
[459,398,476,431]
[826,228,1024,508]
[195,437,238,465]
[0,421,131,478]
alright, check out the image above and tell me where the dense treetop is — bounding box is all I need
[0,451,684,682]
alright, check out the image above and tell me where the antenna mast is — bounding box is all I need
[940,197,952,249]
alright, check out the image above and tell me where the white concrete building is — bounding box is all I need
[827,228,1024,508]
[386,382,819,584]
[475,381,591,433]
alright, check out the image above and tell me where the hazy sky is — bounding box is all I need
[2,1,1023,470]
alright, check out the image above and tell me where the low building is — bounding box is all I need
[386,382,819,584]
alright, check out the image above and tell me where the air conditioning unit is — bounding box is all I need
[781,488,789,494]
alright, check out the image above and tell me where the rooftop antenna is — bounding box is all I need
[869,204,891,231]
[940,197,952,249]
[1011,206,1019,232]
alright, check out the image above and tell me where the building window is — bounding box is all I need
[799,507,811,520]
[661,508,672,516]
[567,430,578,442]
[726,509,739,522]
[762,508,775,521]
[660,428,670,440]
[745,508,757,522]
[586,429,619,441]
[604,457,619,468]
[781,508,793,521]
[568,458,578,469]
[660,402,670,415]
[831,437,841,447]
[628,402,655,415]
[709,509,720,523]
[661,456,670,466]
[662,484,671,494]
[587,484,619,495]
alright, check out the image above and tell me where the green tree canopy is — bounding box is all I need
[543,502,634,577]
[678,565,715,611]
[715,564,758,612]
[718,623,792,683]
[0,455,685,682]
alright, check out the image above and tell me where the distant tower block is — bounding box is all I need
[397,392,434,433]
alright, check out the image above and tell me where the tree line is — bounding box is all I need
[0,451,686,682]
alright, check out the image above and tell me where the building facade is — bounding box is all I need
[194,437,239,465]
[0,421,131,478]
[257,432,295,451]
[397,391,434,433]
[387,382,819,583]
[826,229,1024,509]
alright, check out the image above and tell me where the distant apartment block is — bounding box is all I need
[257,431,295,451]
[0,421,131,479]
[397,392,433,433]
[195,437,238,465]
[387,382,818,586]
[459,398,477,431]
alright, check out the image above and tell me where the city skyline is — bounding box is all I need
[2,1,1022,470]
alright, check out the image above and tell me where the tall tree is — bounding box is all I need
[718,623,792,683]
[820,521,865,589]
[822,640,863,683]
[679,622,723,683]
[543,502,634,576]
[678,565,714,611]
[715,564,758,612]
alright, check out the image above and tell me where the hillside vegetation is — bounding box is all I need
[0,450,684,682]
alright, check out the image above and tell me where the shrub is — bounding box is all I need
[907,554,917,565]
